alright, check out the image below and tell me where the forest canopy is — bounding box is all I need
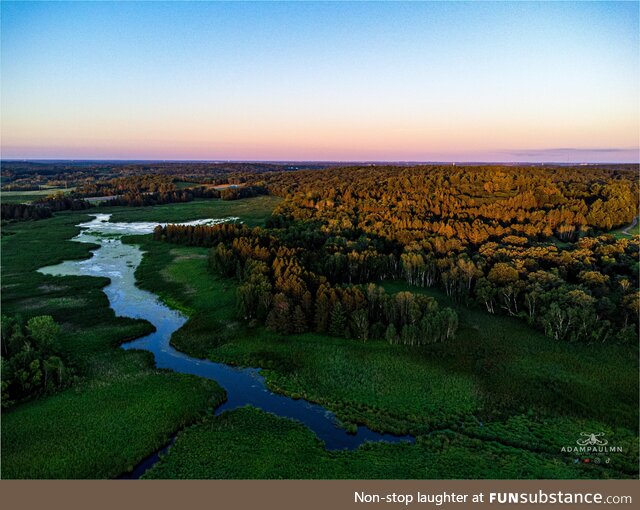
[154,164,640,346]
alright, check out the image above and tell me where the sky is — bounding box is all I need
[1,1,638,162]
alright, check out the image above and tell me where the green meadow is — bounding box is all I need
[0,188,75,204]
[105,195,280,225]
[611,216,640,239]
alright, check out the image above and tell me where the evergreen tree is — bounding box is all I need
[265,293,292,334]
[314,292,331,333]
[291,305,308,334]
[328,301,347,337]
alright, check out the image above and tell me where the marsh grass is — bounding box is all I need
[2,371,223,479]
[144,407,621,479]
[104,195,281,226]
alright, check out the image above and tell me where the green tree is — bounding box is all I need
[440,308,459,340]
[314,289,331,333]
[328,301,347,337]
[27,315,59,350]
[265,293,292,334]
[43,356,65,389]
[291,305,308,334]
[350,309,369,341]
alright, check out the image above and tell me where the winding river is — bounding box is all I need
[38,214,414,478]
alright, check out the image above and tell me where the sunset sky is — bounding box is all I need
[1,1,638,162]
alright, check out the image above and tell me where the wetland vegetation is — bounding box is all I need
[1,163,638,479]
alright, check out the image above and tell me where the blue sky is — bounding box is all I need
[1,1,638,162]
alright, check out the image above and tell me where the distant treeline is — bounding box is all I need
[1,161,332,191]
[74,175,176,197]
[1,194,91,222]
[103,185,268,207]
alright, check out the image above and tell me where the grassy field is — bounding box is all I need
[1,188,75,204]
[2,370,224,479]
[103,195,280,226]
[379,282,638,430]
[611,216,640,239]
[128,233,638,478]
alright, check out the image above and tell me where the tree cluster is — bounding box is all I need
[1,315,73,407]
[1,203,52,222]
[103,185,267,207]
[33,193,91,211]
[155,222,459,345]
[74,175,176,197]
[1,193,90,222]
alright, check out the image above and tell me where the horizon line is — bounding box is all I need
[1,159,639,166]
